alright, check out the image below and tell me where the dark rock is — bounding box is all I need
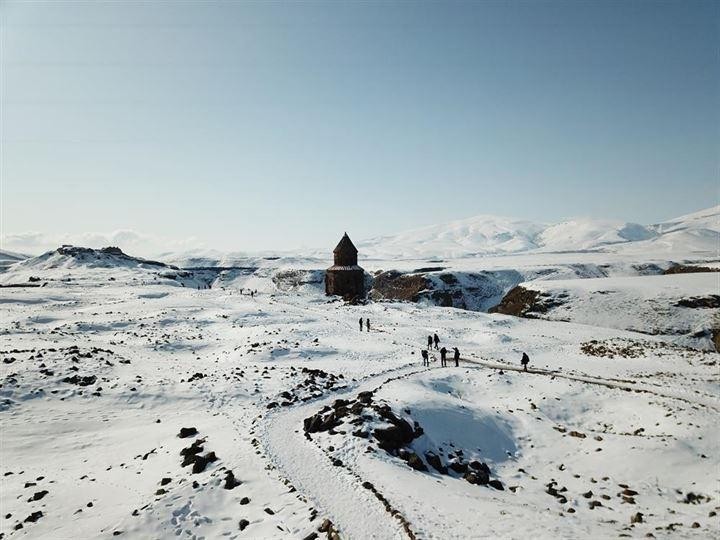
[62,374,97,386]
[425,452,448,474]
[469,461,490,476]
[631,512,644,524]
[488,479,504,491]
[448,461,468,475]
[223,470,241,489]
[178,427,198,438]
[240,497,250,505]
[29,491,48,502]
[264,508,275,515]
[23,511,42,523]
[239,519,249,531]
[372,419,415,453]
[160,478,171,486]
[406,453,427,471]
[191,452,218,474]
[466,467,490,485]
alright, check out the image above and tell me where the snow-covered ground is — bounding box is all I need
[1,207,718,539]
[1,254,719,539]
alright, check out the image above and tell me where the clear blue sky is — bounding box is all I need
[2,0,718,253]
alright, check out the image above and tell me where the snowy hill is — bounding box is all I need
[0,246,221,288]
[356,206,718,259]
[0,249,28,271]
[357,216,545,259]
[536,219,655,252]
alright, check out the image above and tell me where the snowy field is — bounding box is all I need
[1,266,718,539]
[1,206,719,539]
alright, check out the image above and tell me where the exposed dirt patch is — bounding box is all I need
[580,338,716,359]
[676,295,720,309]
[370,271,429,303]
[664,264,720,275]
[489,286,565,317]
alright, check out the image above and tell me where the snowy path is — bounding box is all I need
[259,364,427,540]
[462,357,720,410]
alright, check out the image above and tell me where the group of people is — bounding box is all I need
[421,333,460,368]
[421,332,532,371]
[357,318,532,372]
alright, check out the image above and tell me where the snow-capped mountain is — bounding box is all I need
[357,206,718,259]
[356,216,545,259]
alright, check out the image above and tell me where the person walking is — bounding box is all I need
[359,318,364,331]
[421,349,429,367]
[427,335,433,349]
[453,347,460,367]
[521,352,530,372]
[366,318,370,332]
[440,346,447,367]
[433,333,440,350]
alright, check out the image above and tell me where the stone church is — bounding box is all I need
[325,233,365,298]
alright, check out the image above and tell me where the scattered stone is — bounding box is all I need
[223,470,241,490]
[23,511,42,523]
[28,491,48,502]
[406,453,427,472]
[178,427,198,438]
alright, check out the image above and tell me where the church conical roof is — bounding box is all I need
[333,233,358,254]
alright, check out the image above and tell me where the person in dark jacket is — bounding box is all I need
[359,317,363,331]
[440,346,447,367]
[427,335,433,349]
[433,333,440,350]
[453,347,460,367]
[421,349,429,367]
[521,352,530,372]
[366,318,370,332]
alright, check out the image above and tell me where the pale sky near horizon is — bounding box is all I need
[1,0,719,255]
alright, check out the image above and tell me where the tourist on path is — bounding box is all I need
[521,352,530,372]
[453,347,460,367]
[440,346,447,367]
[359,318,363,331]
[427,335,433,349]
[433,333,440,350]
[366,318,370,332]
[421,349,429,367]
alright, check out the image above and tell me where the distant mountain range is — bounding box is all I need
[355,205,719,259]
[1,206,717,268]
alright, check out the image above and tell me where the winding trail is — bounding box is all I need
[258,364,426,540]
[462,356,720,411]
